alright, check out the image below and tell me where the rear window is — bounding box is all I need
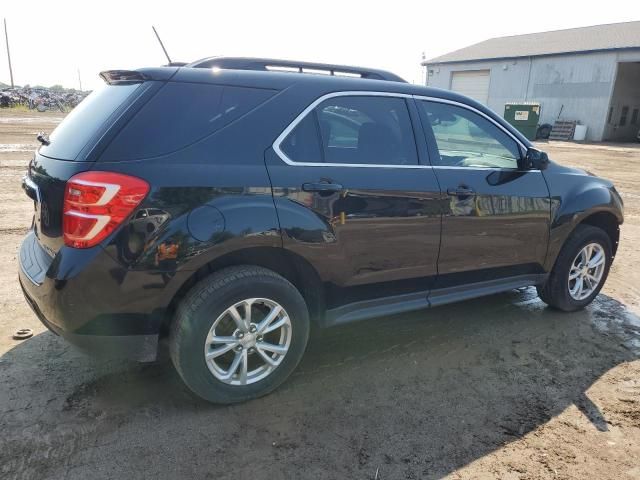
[39,83,140,160]
[102,83,276,160]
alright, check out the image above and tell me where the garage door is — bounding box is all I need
[450,70,490,105]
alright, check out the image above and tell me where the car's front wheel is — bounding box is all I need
[170,265,310,404]
[537,224,612,311]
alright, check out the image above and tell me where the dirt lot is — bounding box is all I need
[1,109,639,480]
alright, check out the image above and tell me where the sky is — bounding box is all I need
[1,0,637,91]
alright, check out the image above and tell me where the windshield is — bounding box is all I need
[38,82,141,161]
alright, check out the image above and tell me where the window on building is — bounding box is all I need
[620,106,629,127]
[607,107,614,124]
[631,108,639,125]
[418,100,521,169]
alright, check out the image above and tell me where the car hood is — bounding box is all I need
[546,161,612,186]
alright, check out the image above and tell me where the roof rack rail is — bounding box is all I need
[185,57,406,83]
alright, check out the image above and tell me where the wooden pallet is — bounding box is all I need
[549,120,577,141]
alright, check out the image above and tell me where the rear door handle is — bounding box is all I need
[302,182,343,193]
[447,186,476,197]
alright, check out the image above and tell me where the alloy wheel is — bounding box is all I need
[568,243,606,301]
[203,298,292,385]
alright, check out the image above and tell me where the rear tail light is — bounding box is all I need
[63,171,149,248]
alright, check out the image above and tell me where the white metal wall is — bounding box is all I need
[425,50,640,141]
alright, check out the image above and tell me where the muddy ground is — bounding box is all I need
[1,109,639,480]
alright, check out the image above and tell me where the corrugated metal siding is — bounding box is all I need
[426,51,624,141]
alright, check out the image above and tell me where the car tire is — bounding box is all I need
[537,225,612,311]
[170,265,310,404]
[536,123,552,140]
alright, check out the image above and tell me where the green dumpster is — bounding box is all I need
[503,102,540,140]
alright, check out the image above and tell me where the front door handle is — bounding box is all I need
[447,186,476,197]
[302,182,343,193]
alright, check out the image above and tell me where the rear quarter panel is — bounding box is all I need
[90,81,327,305]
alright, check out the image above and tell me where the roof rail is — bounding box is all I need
[185,57,406,83]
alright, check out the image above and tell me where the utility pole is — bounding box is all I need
[77,69,82,91]
[4,18,14,88]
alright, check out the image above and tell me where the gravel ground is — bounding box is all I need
[1,109,639,480]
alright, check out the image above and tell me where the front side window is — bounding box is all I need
[419,100,521,169]
[280,95,418,166]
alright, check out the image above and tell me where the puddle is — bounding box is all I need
[589,296,640,352]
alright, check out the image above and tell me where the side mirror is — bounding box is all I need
[524,148,549,170]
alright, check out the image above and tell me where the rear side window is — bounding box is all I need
[39,83,140,161]
[103,83,276,160]
[280,95,418,166]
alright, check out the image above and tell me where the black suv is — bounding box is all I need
[19,58,623,403]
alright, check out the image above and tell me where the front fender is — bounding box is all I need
[543,163,623,271]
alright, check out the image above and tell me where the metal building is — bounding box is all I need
[423,21,640,141]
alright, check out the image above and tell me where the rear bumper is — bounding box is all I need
[17,231,186,362]
[20,280,158,361]
[20,276,158,362]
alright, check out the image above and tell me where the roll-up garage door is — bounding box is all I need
[450,70,490,105]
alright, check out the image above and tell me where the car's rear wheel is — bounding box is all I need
[537,224,612,311]
[170,265,310,404]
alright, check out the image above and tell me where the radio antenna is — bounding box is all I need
[152,25,172,64]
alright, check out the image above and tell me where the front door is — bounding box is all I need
[416,99,551,288]
[266,93,442,307]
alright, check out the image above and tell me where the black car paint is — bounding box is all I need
[542,162,623,271]
[18,65,623,361]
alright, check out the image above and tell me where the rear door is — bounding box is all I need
[415,98,551,288]
[266,92,442,306]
